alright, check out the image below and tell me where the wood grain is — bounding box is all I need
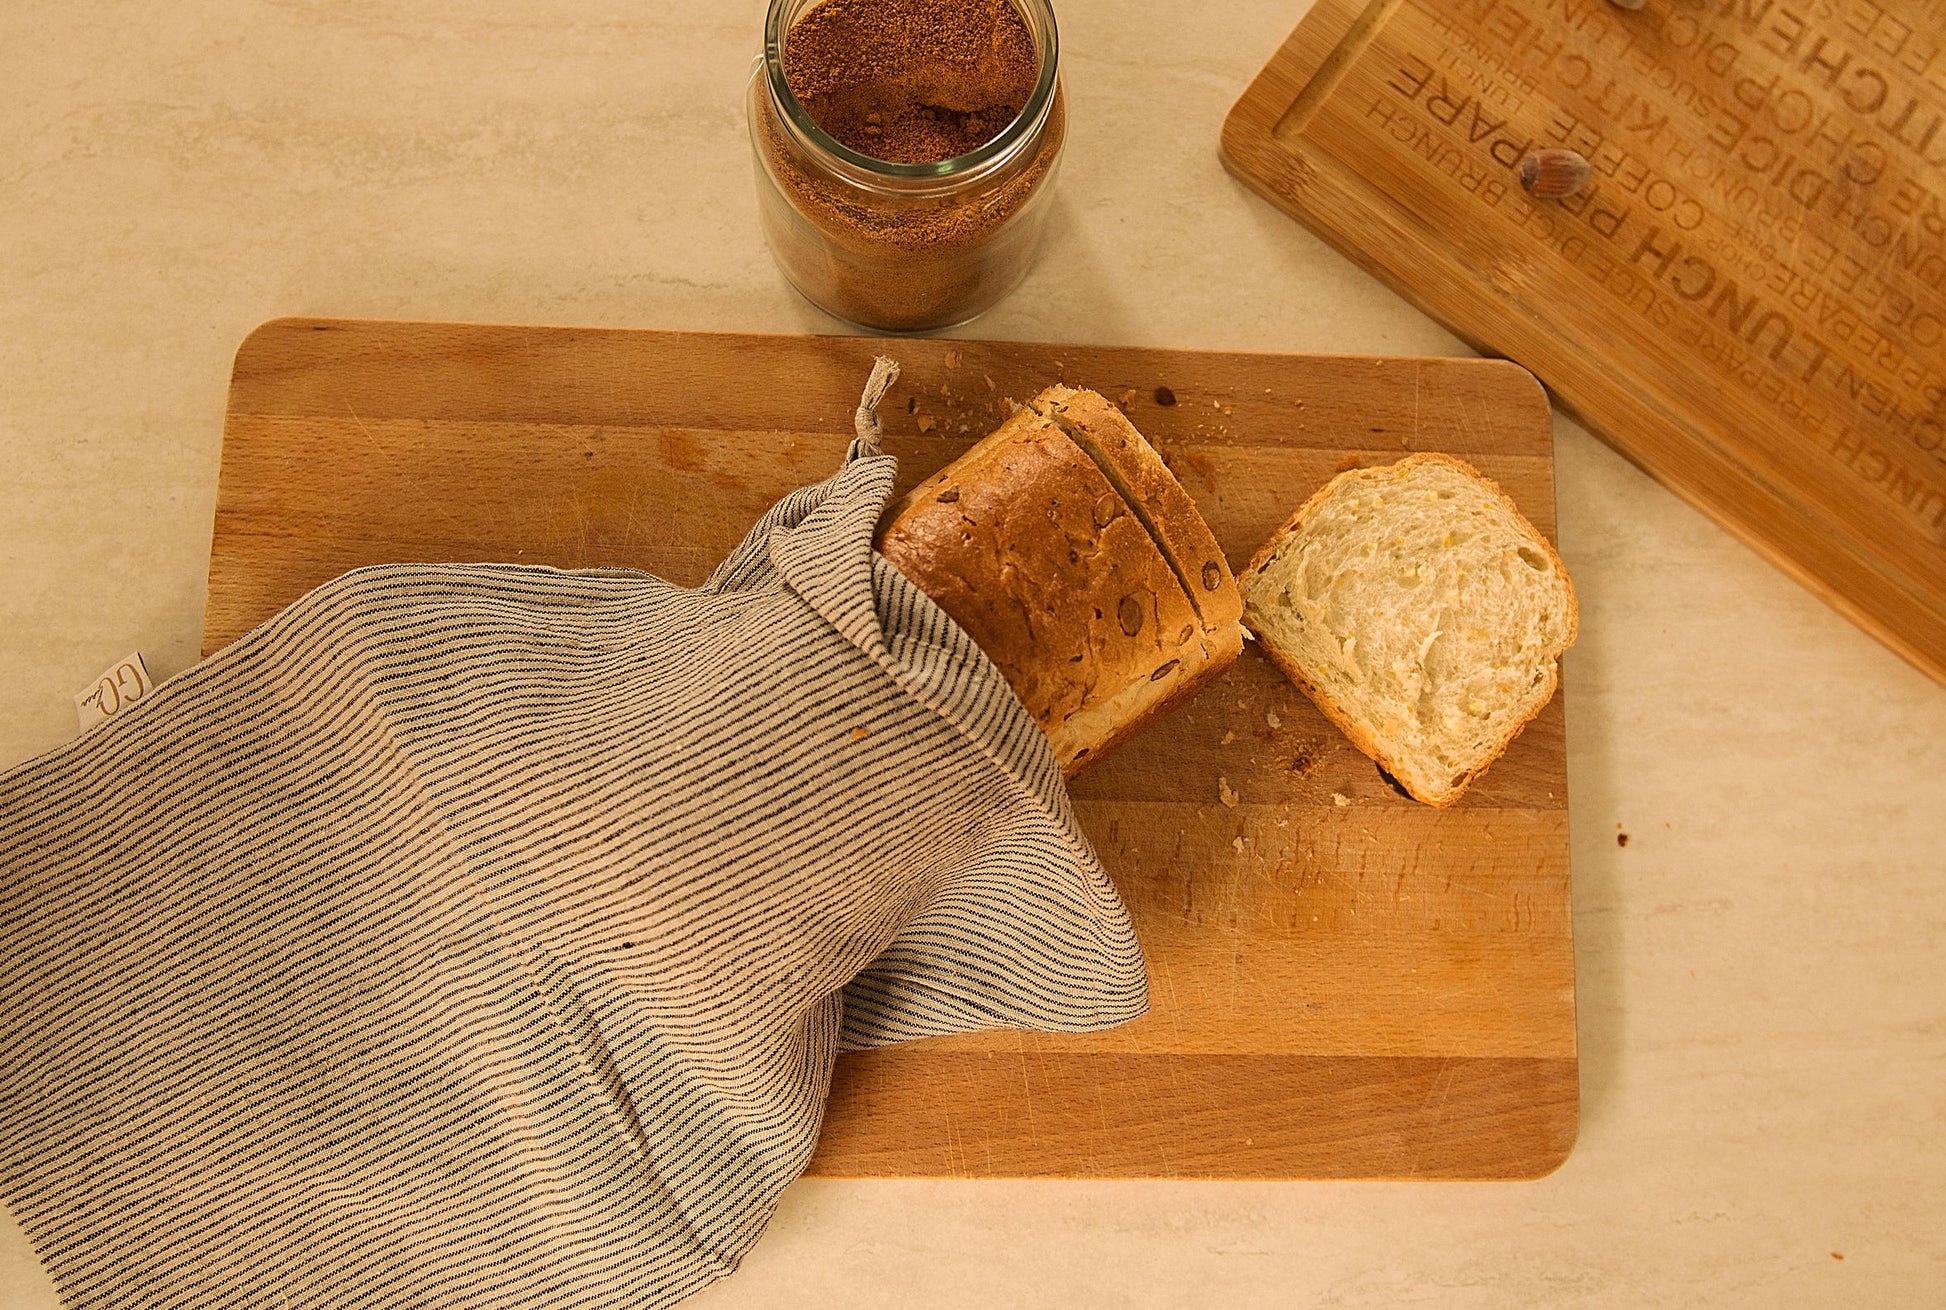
[1222,0,1946,687]
[210,318,1576,1179]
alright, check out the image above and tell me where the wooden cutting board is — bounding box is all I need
[208,318,1576,1179]
[1223,0,1946,686]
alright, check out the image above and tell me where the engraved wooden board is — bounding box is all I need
[1224,0,1946,685]
[209,318,1576,1179]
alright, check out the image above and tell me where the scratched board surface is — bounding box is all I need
[206,318,1577,1179]
[1224,0,1946,685]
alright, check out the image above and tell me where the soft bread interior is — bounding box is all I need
[1240,456,1576,805]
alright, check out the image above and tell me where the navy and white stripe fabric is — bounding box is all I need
[0,427,1148,1308]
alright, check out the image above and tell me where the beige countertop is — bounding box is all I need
[3,1,1942,1305]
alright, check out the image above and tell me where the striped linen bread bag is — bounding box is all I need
[0,362,1147,1308]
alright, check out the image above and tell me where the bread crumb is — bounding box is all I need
[916,415,936,433]
[944,348,962,368]
[1333,793,1351,807]
[1120,389,1138,408]
[1219,777,1239,808]
[1232,835,1246,853]
[1221,730,1237,745]
[983,375,996,391]
[849,727,871,740]
[1266,711,1281,729]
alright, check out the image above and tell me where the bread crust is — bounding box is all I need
[1054,620,1244,773]
[877,395,1239,775]
[1032,385,1246,634]
[1238,452,1576,806]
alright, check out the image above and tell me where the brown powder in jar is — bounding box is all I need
[783,0,1041,164]
[752,0,1063,329]
[753,90,1064,328]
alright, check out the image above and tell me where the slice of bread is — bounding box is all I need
[1238,454,1577,807]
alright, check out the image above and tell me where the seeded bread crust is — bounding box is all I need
[877,389,1244,775]
[1239,453,1578,807]
[1031,385,1244,633]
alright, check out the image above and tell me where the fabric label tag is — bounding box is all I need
[75,652,154,732]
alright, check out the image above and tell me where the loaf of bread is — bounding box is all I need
[1237,454,1577,807]
[876,388,1243,774]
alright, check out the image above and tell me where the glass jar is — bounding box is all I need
[747,0,1065,334]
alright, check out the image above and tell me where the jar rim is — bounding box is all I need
[762,0,1060,185]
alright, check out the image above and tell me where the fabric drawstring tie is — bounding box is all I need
[853,355,900,453]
